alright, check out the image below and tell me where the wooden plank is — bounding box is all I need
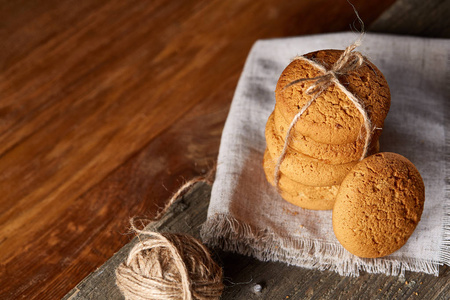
[64,183,449,299]
[0,0,398,298]
[369,0,450,38]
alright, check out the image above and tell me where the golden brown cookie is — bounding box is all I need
[275,49,390,144]
[263,149,338,210]
[332,152,425,258]
[278,188,336,211]
[265,112,379,186]
[273,105,382,164]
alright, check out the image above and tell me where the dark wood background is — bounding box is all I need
[0,0,448,299]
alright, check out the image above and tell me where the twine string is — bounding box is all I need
[274,38,374,189]
[152,172,215,222]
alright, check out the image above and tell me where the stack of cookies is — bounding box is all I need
[263,49,391,210]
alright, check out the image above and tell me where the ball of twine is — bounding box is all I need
[115,230,224,300]
[116,169,221,299]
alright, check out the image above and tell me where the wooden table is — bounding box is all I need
[1,0,448,299]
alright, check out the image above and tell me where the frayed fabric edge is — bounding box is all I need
[200,213,441,277]
[442,73,450,268]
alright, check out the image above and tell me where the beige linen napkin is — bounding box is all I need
[201,32,449,276]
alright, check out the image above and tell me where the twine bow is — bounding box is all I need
[273,40,374,188]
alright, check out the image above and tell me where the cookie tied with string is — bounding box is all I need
[265,112,380,187]
[272,104,383,164]
[264,42,392,210]
[276,49,390,145]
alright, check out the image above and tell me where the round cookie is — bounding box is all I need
[273,105,382,164]
[279,188,335,211]
[275,49,390,145]
[332,152,425,258]
[265,112,379,186]
[263,149,338,210]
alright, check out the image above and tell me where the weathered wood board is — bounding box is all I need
[64,183,449,300]
[369,0,450,38]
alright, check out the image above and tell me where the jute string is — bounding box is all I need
[115,168,224,300]
[273,37,375,188]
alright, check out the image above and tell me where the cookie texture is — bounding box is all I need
[275,49,390,144]
[278,188,336,211]
[332,152,425,258]
[265,112,379,186]
[263,149,338,210]
[273,105,382,164]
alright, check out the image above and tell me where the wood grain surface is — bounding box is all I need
[0,0,406,299]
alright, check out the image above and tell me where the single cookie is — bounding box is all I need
[263,149,338,210]
[332,152,425,258]
[275,49,390,144]
[279,188,336,211]
[273,105,382,164]
[265,112,379,186]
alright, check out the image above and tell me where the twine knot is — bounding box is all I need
[311,43,363,91]
[116,230,224,300]
[330,43,364,75]
[286,42,364,95]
